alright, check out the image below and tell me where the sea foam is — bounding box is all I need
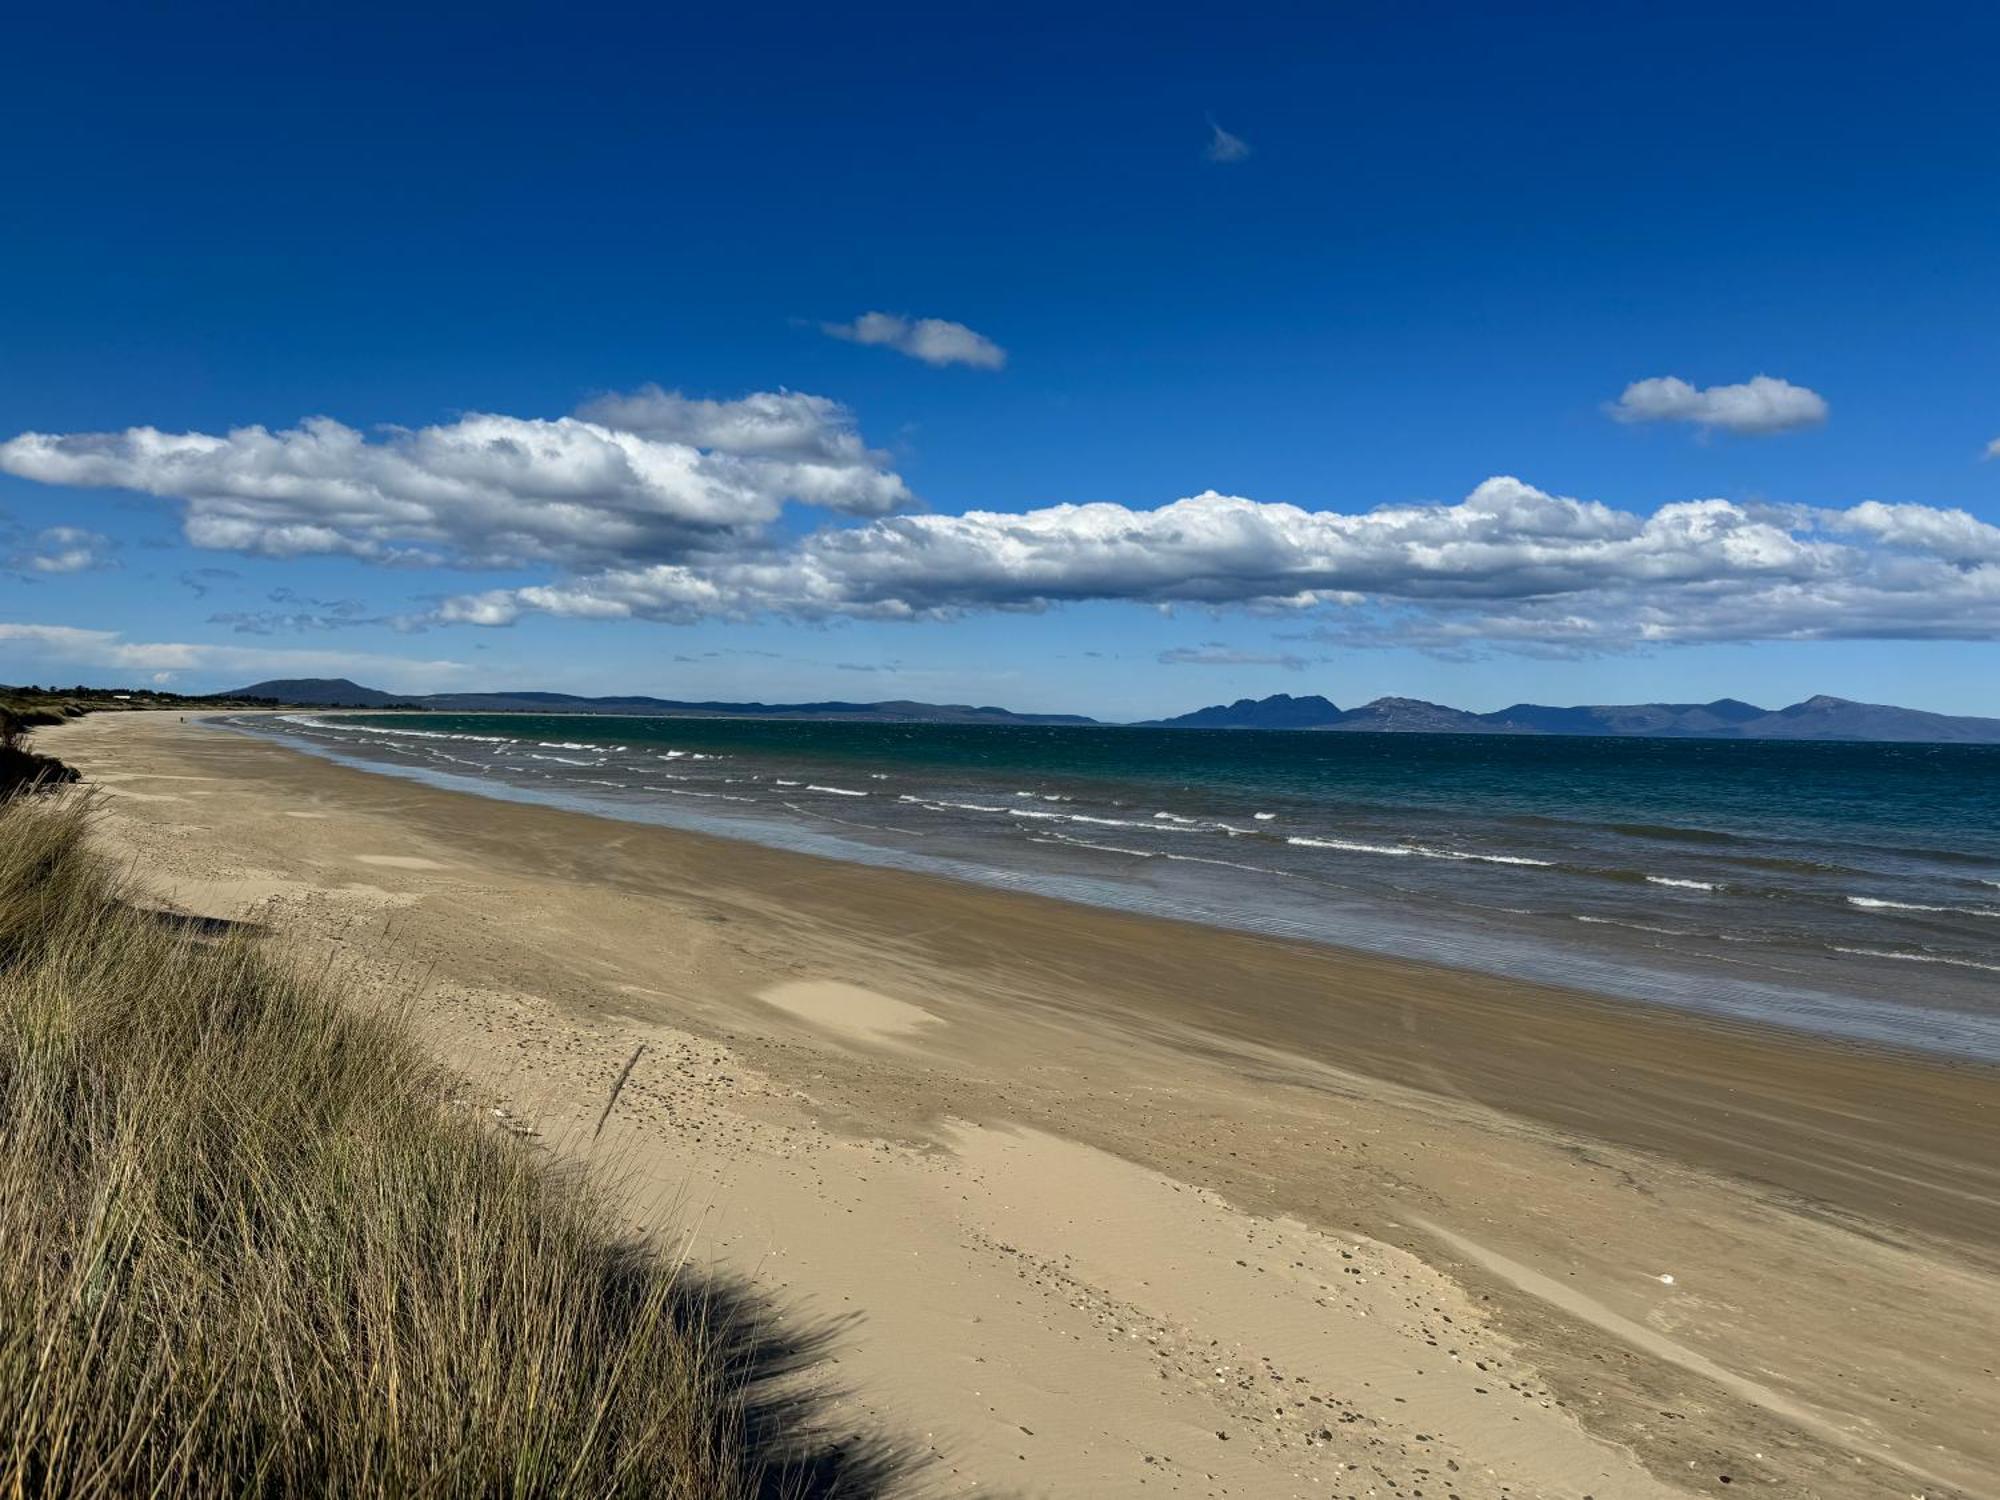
[1848,896,1999,918]
[1833,946,2000,972]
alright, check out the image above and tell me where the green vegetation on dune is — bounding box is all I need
[0,708,79,797]
[0,684,282,715]
[0,794,868,1497]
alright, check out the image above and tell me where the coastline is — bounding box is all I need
[43,711,2000,1498]
[222,709,2000,1065]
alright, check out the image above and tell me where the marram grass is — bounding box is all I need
[0,793,766,1497]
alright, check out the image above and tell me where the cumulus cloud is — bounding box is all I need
[1985,436,2000,460]
[0,622,470,690]
[1204,116,1251,164]
[10,526,113,575]
[434,476,2000,652]
[0,388,912,568]
[1608,375,1828,435]
[1827,499,2000,564]
[9,389,1997,656]
[820,313,1006,370]
[443,479,1816,620]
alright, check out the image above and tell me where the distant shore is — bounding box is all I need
[44,711,2000,1499]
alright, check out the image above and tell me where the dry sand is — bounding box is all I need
[42,713,2000,1498]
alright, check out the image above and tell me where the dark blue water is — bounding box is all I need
[223,712,2000,1060]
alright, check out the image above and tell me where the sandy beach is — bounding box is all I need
[41,712,2000,1499]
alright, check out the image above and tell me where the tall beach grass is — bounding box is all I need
[0,791,789,1496]
[0,707,77,798]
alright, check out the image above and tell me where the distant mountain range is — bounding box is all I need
[232,679,2000,743]
[1137,691,2000,742]
[230,679,1095,726]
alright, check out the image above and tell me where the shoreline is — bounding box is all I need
[220,709,2000,1066]
[42,711,2000,1498]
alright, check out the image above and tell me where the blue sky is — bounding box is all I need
[3,0,1998,719]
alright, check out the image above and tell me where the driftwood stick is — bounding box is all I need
[592,1044,646,1139]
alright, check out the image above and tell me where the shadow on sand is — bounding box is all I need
[136,905,266,940]
[604,1247,931,1499]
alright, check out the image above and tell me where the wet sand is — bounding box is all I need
[43,712,2000,1498]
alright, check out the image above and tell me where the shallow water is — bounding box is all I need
[218,712,2000,1062]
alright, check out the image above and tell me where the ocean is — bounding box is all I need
[220,712,2000,1062]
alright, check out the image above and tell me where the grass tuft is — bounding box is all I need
[0,793,822,1497]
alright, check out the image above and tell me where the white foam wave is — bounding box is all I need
[1576,916,1693,936]
[1162,852,1287,877]
[1284,834,1551,866]
[1068,814,1203,833]
[1153,812,1201,824]
[1008,808,1065,821]
[806,784,867,797]
[1252,812,1276,821]
[1832,947,2000,973]
[781,800,894,832]
[420,750,490,771]
[527,753,595,766]
[1848,896,1999,918]
[284,714,514,744]
[1287,835,1413,857]
[1034,833,1155,859]
[1646,876,1718,891]
[1411,847,1555,867]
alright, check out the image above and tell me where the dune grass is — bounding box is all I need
[0,709,78,798]
[0,793,770,1497]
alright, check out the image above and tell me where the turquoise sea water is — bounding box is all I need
[224,713,2000,1061]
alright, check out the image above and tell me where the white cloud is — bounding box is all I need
[1160,646,1308,670]
[11,387,1996,657]
[1985,436,2000,460]
[435,476,2000,652]
[1608,375,1828,435]
[1828,499,2000,564]
[11,526,113,574]
[0,623,471,691]
[0,389,911,568]
[1204,117,1251,164]
[820,312,1006,370]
